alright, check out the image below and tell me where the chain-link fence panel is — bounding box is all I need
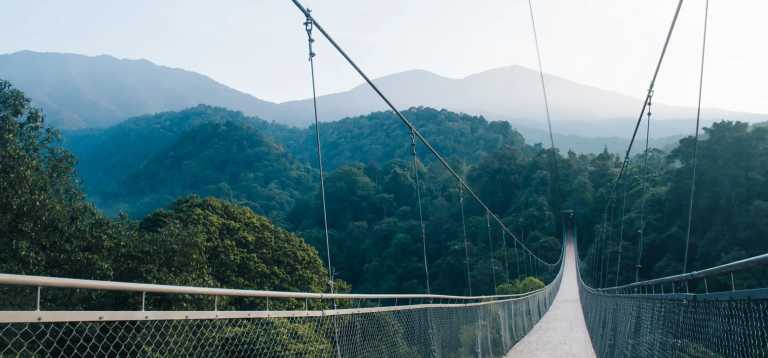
[579,287,768,358]
[1,270,561,358]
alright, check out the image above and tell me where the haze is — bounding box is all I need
[1,0,765,114]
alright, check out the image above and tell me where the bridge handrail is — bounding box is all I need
[596,251,768,293]
[0,273,538,302]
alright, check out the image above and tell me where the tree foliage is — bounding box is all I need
[0,82,330,310]
[6,76,767,302]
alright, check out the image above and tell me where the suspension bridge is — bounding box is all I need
[2,0,768,357]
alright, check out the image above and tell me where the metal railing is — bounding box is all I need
[597,251,768,295]
[0,273,538,310]
[576,235,768,357]
[0,242,565,357]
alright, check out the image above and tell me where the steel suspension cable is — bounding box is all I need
[528,251,533,279]
[486,211,497,294]
[526,0,556,153]
[527,0,563,230]
[594,210,608,286]
[683,0,709,276]
[458,186,473,296]
[636,93,653,282]
[599,207,610,287]
[604,207,614,287]
[514,231,521,280]
[501,229,510,282]
[604,0,684,212]
[410,129,431,295]
[303,12,342,358]
[602,204,616,287]
[289,0,556,267]
[593,0,683,287]
[304,9,334,300]
[614,177,629,287]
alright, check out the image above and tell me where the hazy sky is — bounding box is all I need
[1,1,766,114]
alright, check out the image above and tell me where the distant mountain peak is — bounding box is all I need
[2,51,764,136]
[0,51,278,129]
[273,63,765,132]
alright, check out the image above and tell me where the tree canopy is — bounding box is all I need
[0,81,331,310]
[4,77,767,302]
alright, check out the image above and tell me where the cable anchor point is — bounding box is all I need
[304,9,316,60]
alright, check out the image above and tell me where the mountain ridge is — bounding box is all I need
[2,51,764,140]
[273,64,765,134]
[0,50,279,128]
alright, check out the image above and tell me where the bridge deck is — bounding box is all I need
[505,240,596,358]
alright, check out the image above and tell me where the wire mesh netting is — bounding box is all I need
[579,287,768,358]
[1,272,561,357]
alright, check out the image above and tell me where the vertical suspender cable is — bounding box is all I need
[602,205,615,287]
[501,229,510,282]
[614,177,629,287]
[459,186,473,296]
[411,129,431,295]
[683,0,709,277]
[289,0,557,269]
[304,9,334,299]
[527,0,563,239]
[601,0,685,246]
[526,0,556,157]
[486,211,497,294]
[515,231,521,280]
[636,93,653,283]
[595,210,608,286]
[590,0,682,288]
[303,12,341,358]
[528,251,533,279]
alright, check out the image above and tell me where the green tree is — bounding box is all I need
[120,196,331,309]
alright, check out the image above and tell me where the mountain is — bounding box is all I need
[63,106,531,218]
[271,66,766,136]
[6,51,765,152]
[104,120,314,220]
[63,105,305,217]
[64,105,302,192]
[289,107,526,170]
[0,51,280,128]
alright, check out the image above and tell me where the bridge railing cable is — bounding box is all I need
[0,2,575,356]
[576,230,768,357]
[681,0,709,280]
[0,259,565,356]
[591,0,684,288]
[289,0,559,269]
[578,2,767,356]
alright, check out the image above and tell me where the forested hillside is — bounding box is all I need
[3,78,768,302]
[578,121,768,289]
[64,106,528,221]
[292,108,526,170]
[0,51,279,129]
[102,121,313,221]
[0,81,331,310]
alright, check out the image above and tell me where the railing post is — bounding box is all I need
[141,292,146,311]
[730,273,736,292]
[35,286,41,311]
[703,277,709,293]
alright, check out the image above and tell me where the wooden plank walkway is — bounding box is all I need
[505,240,596,357]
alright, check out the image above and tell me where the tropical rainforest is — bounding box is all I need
[2,78,767,311]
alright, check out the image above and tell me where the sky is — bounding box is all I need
[1,0,766,114]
